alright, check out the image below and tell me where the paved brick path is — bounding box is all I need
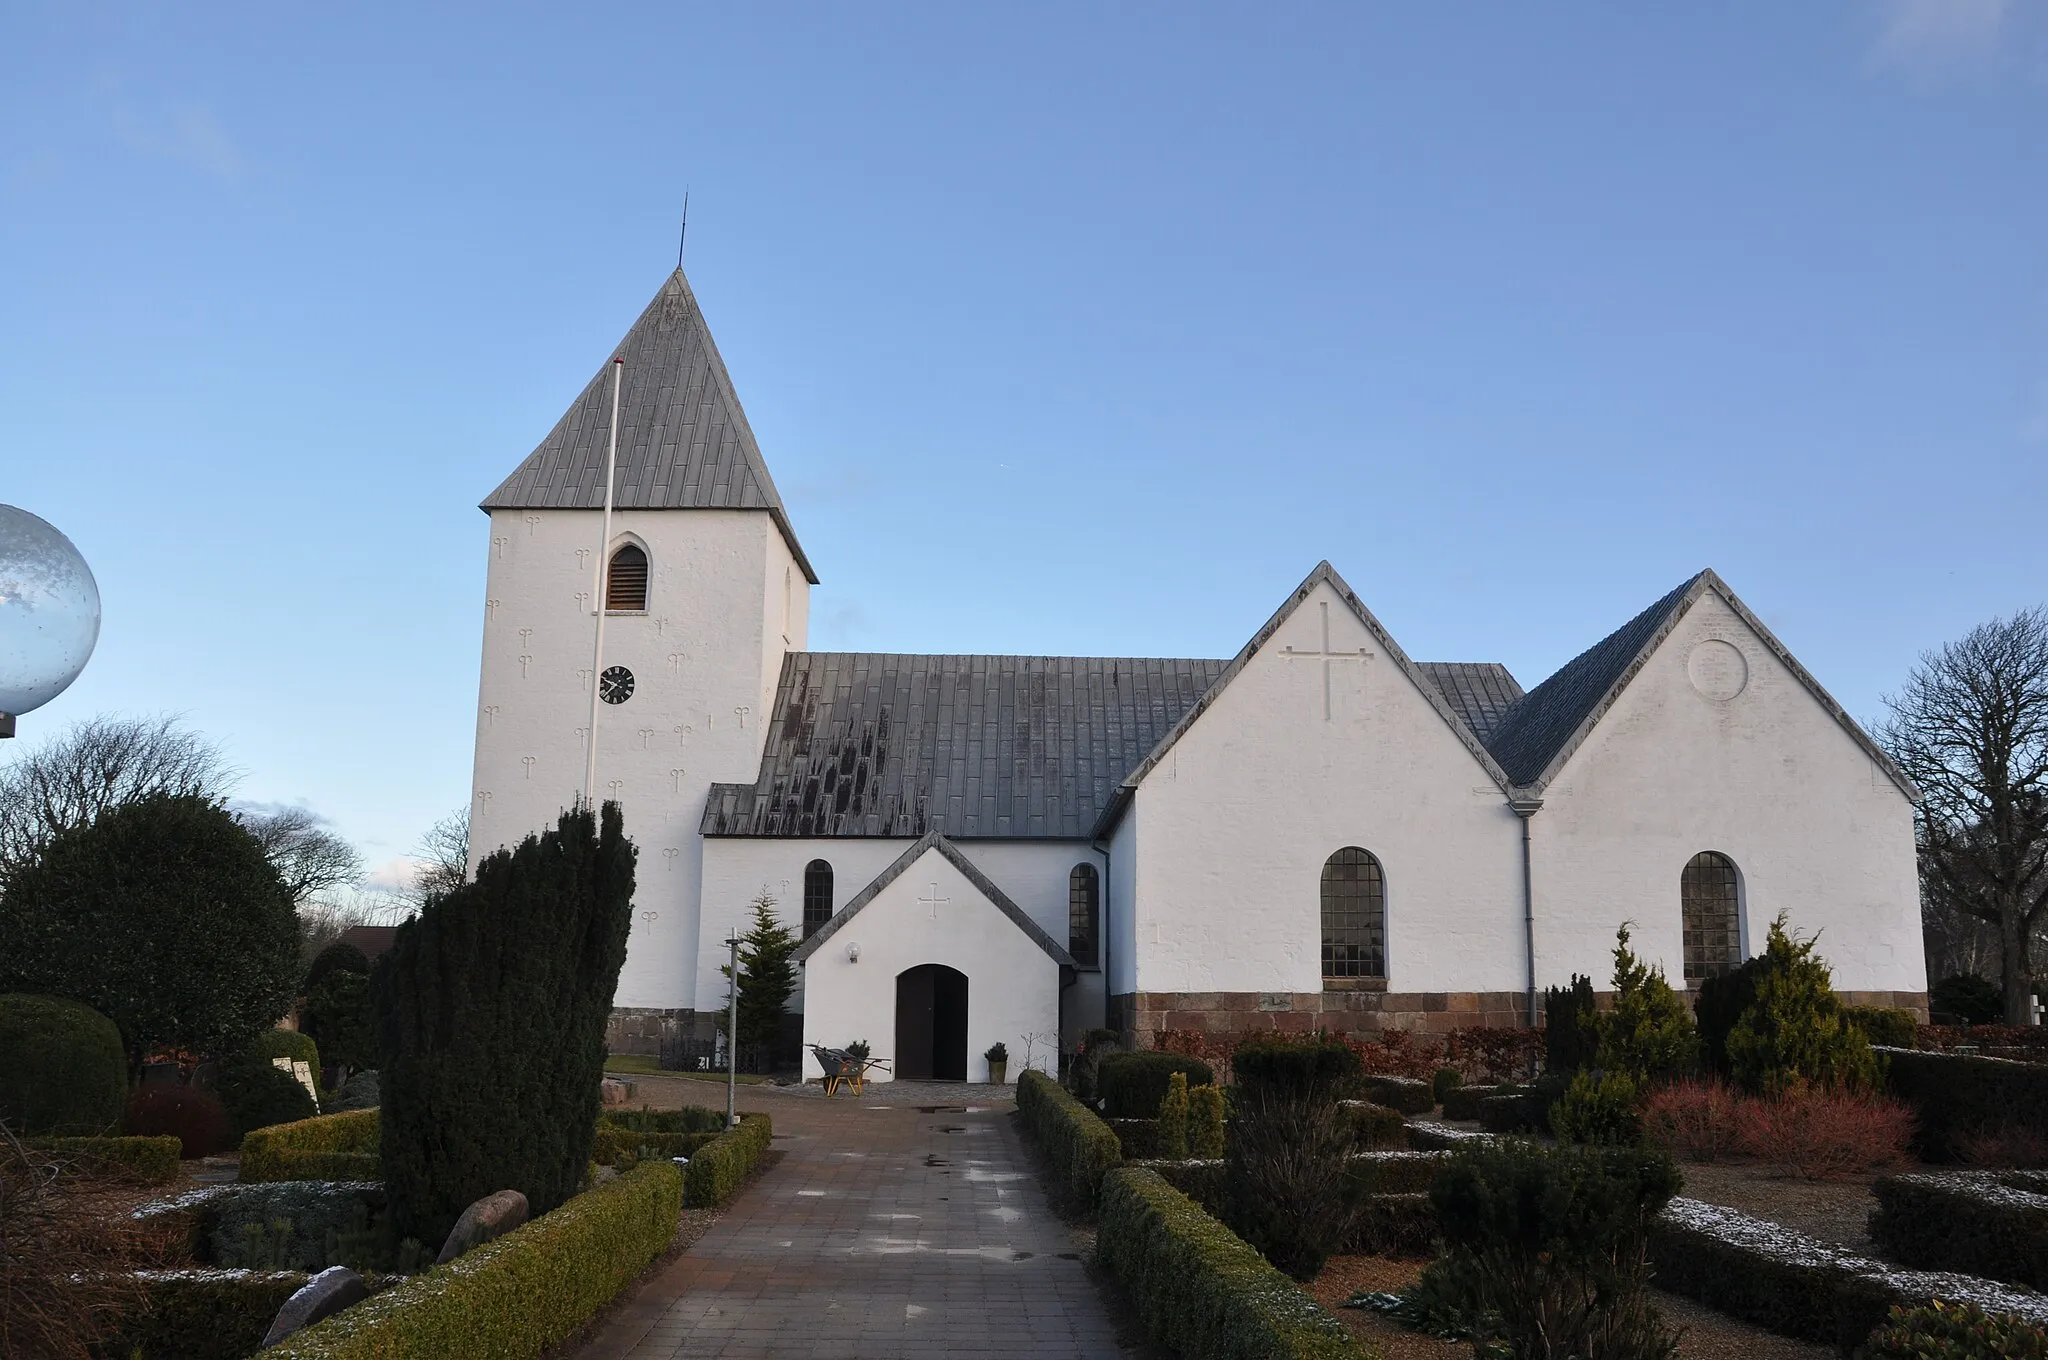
[574,1083,1128,1358]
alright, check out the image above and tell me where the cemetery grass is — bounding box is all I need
[602,1055,771,1084]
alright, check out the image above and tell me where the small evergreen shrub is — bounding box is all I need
[1736,1089,1913,1180]
[1343,1101,1410,1150]
[1860,1300,2048,1360]
[1016,1069,1122,1208]
[124,1084,235,1158]
[0,992,127,1136]
[1431,1066,1463,1105]
[239,1109,380,1183]
[305,940,371,992]
[1068,1027,1121,1103]
[108,1269,315,1360]
[1931,974,2007,1026]
[1479,1074,1568,1134]
[1694,956,1764,1077]
[1550,1069,1644,1147]
[1097,1051,1216,1118]
[1357,1075,1434,1114]
[1642,1078,1746,1162]
[1429,1140,1683,1360]
[1109,1118,1160,1159]
[1726,914,1878,1096]
[1233,1035,1361,1105]
[302,968,374,1078]
[209,1181,388,1271]
[215,1056,318,1140]
[1440,1083,1503,1122]
[1600,924,1698,1085]
[377,803,636,1247]
[1157,1072,1191,1159]
[1545,973,1601,1075]
[1847,1006,1918,1051]
[325,1069,380,1113]
[1094,1166,1369,1360]
[1188,1082,1226,1158]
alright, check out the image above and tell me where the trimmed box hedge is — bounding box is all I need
[1356,1075,1433,1115]
[267,1159,684,1359]
[1018,1069,1122,1209]
[112,1268,313,1360]
[591,1126,723,1167]
[1097,1051,1216,1119]
[31,1134,182,1183]
[682,1112,772,1207]
[1132,1152,1448,1251]
[1439,1083,1503,1122]
[239,1109,379,1183]
[1845,1007,1918,1051]
[1880,1046,2048,1160]
[1095,1166,1369,1360]
[1405,1120,1496,1153]
[1870,1172,2048,1292]
[1339,1101,1410,1150]
[1649,1195,2048,1351]
[1109,1117,1160,1160]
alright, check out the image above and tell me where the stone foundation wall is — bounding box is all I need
[1835,990,1929,1019]
[605,1006,697,1057]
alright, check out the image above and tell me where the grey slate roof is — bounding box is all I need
[1416,663,1524,743]
[482,269,817,583]
[791,831,1074,967]
[1483,574,1705,786]
[702,652,1230,839]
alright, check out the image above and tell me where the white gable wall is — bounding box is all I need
[799,846,1063,1082]
[1128,581,1525,995]
[470,507,793,1012]
[1531,592,1923,995]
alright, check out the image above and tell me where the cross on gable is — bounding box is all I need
[919,880,953,921]
[1280,600,1373,720]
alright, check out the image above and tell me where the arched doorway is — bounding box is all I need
[895,964,969,1080]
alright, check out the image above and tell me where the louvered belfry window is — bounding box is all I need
[1322,847,1386,979]
[1681,851,1742,983]
[606,544,648,611]
[1068,864,1100,968]
[802,860,833,939]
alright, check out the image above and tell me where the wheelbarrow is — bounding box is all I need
[808,1045,888,1096]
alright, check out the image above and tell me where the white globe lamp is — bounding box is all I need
[0,505,102,739]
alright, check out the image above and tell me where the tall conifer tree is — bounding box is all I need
[375,802,635,1246]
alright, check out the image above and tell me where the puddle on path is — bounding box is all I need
[916,1105,968,1113]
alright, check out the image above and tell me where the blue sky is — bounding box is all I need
[3,3,2044,890]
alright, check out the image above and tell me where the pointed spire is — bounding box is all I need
[483,269,816,582]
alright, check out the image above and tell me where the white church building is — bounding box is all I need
[468,268,1927,1083]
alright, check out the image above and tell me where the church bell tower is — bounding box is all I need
[467,269,816,1043]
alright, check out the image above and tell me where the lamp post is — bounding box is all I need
[0,505,101,738]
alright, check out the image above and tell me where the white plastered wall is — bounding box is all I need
[1530,592,1923,994]
[798,845,1063,1082]
[468,507,806,1011]
[698,836,1105,1043]
[1128,580,1525,994]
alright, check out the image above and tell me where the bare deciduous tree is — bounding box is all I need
[1879,607,2048,1024]
[408,806,469,908]
[237,803,364,907]
[0,714,235,874]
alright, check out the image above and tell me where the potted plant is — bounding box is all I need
[985,1041,1009,1084]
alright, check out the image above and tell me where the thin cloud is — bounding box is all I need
[1874,0,2010,76]
[92,73,245,183]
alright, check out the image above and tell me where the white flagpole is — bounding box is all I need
[584,357,623,808]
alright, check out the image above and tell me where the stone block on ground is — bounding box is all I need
[261,1265,367,1347]
[436,1188,529,1264]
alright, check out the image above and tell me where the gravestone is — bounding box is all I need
[436,1189,529,1264]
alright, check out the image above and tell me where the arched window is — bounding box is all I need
[1322,847,1386,979]
[606,544,648,611]
[1681,851,1741,983]
[802,859,833,939]
[1068,864,1100,968]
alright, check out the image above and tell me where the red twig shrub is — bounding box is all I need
[1643,1079,1748,1163]
[1736,1089,1915,1180]
[121,1084,234,1158]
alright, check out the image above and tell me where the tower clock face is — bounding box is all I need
[599,665,635,705]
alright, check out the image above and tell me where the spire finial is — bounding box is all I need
[676,188,690,272]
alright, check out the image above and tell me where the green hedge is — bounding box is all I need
[1134,1153,1447,1256]
[30,1134,181,1183]
[248,1026,322,1072]
[1870,1172,2048,1292]
[1406,1121,1496,1153]
[591,1126,724,1168]
[0,992,128,1136]
[240,1109,380,1183]
[1109,1118,1160,1160]
[1018,1069,1123,1209]
[1846,1007,1918,1051]
[1439,1084,1504,1122]
[1339,1101,1409,1150]
[1881,1047,2048,1161]
[1095,1166,1369,1360]
[1356,1075,1433,1115]
[268,1160,683,1360]
[1650,1195,2048,1350]
[681,1113,772,1207]
[110,1268,312,1360]
[1097,1051,1216,1119]
[1478,1076,1566,1134]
